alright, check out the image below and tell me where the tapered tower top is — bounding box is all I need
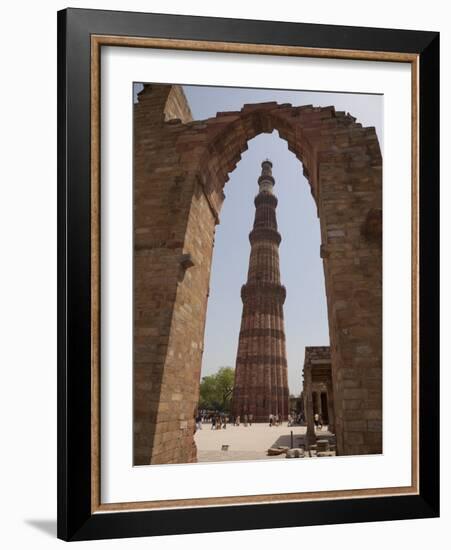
[258,159,275,194]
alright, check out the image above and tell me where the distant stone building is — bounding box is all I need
[302,346,335,445]
[231,160,289,422]
[289,395,302,415]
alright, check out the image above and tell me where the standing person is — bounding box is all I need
[287,413,292,427]
[314,412,319,428]
[236,415,240,426]
[276,413,280,426]
[318,414,323,431]
[195,412,202,431]
[216,414,222,430]
[211,415,216,430]
[223,416,228,429]
[269,413,273,427]
[249,413,253,426]
[244,413,248,427]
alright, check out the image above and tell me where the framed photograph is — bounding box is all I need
[57,8,439,541]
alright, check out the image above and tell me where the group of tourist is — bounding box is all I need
[195,412,229,431]
[288,412,305,426]
[195,410,316,431]
[233,414,253,426]
[195,412,256,430]
[210,415,229,430]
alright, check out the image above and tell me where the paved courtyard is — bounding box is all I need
[195,422,334,462]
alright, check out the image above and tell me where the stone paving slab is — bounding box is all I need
[195,422,333,462]
[197,450,286,462]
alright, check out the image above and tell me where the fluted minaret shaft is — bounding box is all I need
[232,160,289,422]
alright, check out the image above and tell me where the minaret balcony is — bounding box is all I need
[254,193,278,207]
[249,227,281,245]
[241,281,287,302]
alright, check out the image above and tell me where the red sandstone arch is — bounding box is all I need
[133,84,382,465]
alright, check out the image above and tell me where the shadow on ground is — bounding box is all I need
[271,430,336,449]
[270,434,301,448]
[25,519,57,538]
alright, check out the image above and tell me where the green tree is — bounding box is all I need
[199,367,234,412]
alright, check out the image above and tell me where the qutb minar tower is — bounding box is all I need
[232,160,289,422]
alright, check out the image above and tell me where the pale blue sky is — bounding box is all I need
[135,83,383,395]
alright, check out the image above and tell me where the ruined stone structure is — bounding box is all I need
[133,83,382,465]
[302,346,335,446]
[289,395,301,415]
[231,160,289,422]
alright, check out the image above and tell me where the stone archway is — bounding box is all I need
[133,84,382,465]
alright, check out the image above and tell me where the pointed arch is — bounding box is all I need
[133,84,382,464]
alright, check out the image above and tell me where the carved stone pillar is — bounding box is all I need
[304,365,316,447]
[317,391,323,417]
[326,382,335,434]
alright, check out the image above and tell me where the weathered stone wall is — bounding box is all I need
[133,84,382,463]
[164,85,193,123]
[133,84,201,465]
[319,139,382,455]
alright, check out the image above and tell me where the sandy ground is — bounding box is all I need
[194,422,333,462]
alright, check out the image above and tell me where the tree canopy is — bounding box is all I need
[199,367,234,412]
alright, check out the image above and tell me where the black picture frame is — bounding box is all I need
[57,7,439,541]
